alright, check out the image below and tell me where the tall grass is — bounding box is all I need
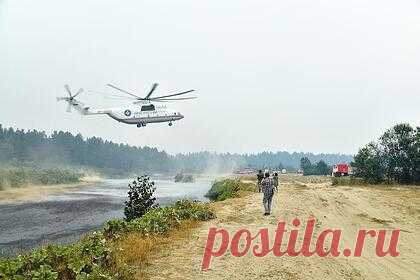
[331,176,415,188]
[113,219,199,279]
[0,168,83,189]
[205,178,256,201]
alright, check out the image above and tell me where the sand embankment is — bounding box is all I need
[0,175,102,204]
[144,175,420,280]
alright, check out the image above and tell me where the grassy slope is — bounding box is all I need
[0,168,83,190]
[205,178,257,201]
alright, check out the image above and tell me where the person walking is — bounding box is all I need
[257,170,264,192]
[273,172,279,192]
[260,171,275,215]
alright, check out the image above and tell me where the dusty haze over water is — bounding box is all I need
[0,0,419,155]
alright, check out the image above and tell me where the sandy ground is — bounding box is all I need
[144,175,420,280]
[0,176,102,204]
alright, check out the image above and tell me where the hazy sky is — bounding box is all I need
[0,0,419,155]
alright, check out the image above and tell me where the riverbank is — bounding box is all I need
[2,175,419,279]
[0,175,102,204]
[0,200,215,279]
[0,177,214,257]
[143,174,420,280]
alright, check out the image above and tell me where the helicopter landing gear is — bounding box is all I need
[137,123,146,128]
[168,122,173,127]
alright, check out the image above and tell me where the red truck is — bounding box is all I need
[332,163,350,177]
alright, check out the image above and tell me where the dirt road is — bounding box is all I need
[145,175,420,280]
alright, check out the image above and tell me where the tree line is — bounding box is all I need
[352,123,419,184]
[0,124,352,174]
[300,157,332,176]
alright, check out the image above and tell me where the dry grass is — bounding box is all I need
[294,175,331,184]
[0,181,100,204]
[112,220,200,280]
[237,174,257,182]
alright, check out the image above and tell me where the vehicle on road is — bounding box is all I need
[332,163,350,177]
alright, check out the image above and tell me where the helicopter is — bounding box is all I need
[57,83,196,127]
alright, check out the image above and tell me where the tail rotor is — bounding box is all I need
[57,85,83,112]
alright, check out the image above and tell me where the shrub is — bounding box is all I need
[182,175,194,183]
[174,173,183,182]
[126,200,215,235]
[0,233,120,280]
[174,173,194,183]
[0,168,83,189]
[332,177,366,186]
[124,175,158,222]
[104,220,129,239]
[205,178,256,201]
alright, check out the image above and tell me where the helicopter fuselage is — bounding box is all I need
[64,98,184,127]
[106,105,184,125]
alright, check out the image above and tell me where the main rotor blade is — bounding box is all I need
[88,90,135,100]
[64,84,72,97]
[73,88,83,98]
[150,100,170,103]
[106,84,141,99]
[150,97,197,101]
[66,102,71,112]
[145,83,158,99]
[152,89,195,99]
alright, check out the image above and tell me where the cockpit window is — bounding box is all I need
[141,104,155,111]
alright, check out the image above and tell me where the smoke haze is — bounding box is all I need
[1,0,419,155]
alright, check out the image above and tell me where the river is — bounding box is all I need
[0,176,214,256]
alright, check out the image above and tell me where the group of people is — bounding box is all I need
[257,170,279,216]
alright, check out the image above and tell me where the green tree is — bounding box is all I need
[124,175,158,221]
[352,142,385,184]
[379,123,417,184]
[315,160,331,175]
[0,124,353,174]
[300,157,313,175]
[352,123,419,185]
[414,127,420,184]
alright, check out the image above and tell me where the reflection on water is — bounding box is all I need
[52,177,212,202]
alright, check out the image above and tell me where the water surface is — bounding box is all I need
[0,176,213,256]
